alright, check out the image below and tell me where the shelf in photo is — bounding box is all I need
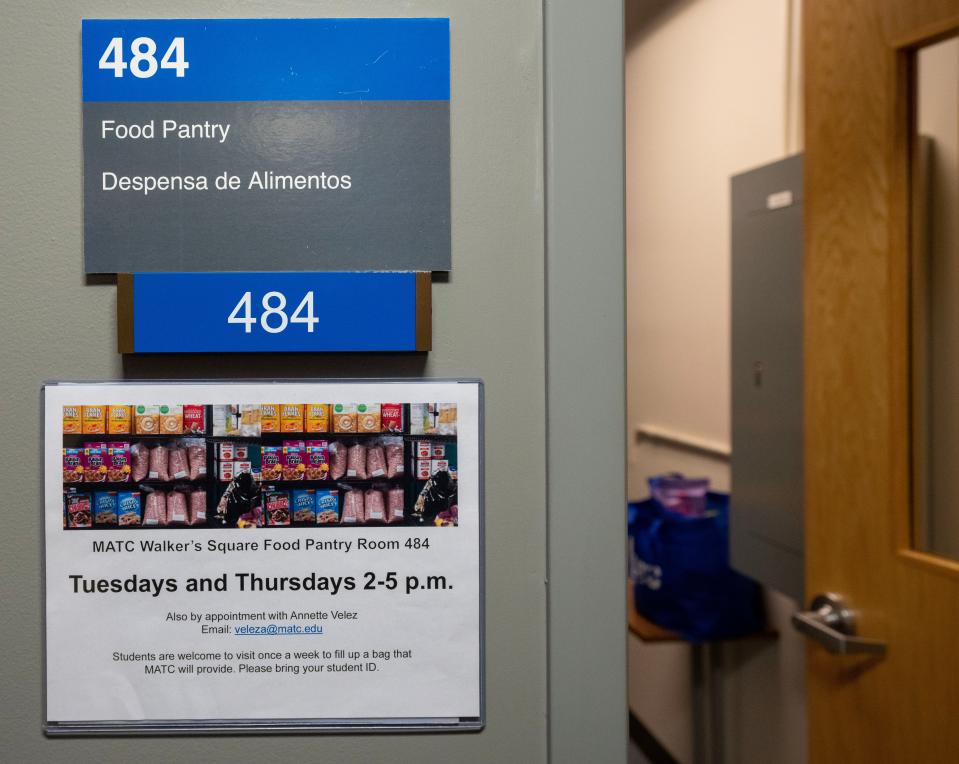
[63,479,207,491]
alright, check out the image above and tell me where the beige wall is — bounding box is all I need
[625,0,806,762]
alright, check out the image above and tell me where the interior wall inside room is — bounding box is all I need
[625,0,806,762]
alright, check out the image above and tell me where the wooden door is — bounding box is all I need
[804,1,959,762]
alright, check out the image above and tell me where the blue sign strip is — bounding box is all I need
[82,18,450,102]
[129,272,420,352]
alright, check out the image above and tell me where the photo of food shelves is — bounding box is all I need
[61,403,458,530]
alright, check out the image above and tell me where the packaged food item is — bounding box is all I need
[435,505,458,527]
[62,405,82,434]
[387,487,405,523]
[135,405,160,434]
[185,439,207,480]
[168,447,189,480]
[81,406,107,434]
[332,403,357,433]
[66,493,92,528]
[83,445,108,483]
[158,405,183,434]
[305,440,330,480]
[381,403,404,433]
[63,448,84,483]
[130,442,149,482]
[260,403,280,433]
[384,437,405,478]
[183,404,206,435]
[219,460,235,482]
[410,403,434,435]
[106,442,131,482]
[235,460,253,476]
[234,444,249,460]
[281,440,306,480]
[431,443,446,459]
[265,490,291,526]
[340,488,364,524]
[280,404,304,433]
[188,490,207,526]
[347,443,368,479]
[93,491,118,524]
[329,442,347,480]
[416,441,432,459]
[364,488,386,522]
[356,404,381,433]
[305,404,330,433]
[167,490,188,525]
[142,490,167,526]
[292,489,317,523]
[416,460,432,480]
[261,445,282,481]
[107,405,132,434]
[239,404,262,436]
[148,444,171,481]
[437,403,457,435]
[117,491,141,526]
[316,489,340,524]
[430,459,450,475]
[212,405,239,437]
[218,442,235,461]
[366,445,386,478]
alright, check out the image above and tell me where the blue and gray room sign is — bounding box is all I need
[82,18,450,274]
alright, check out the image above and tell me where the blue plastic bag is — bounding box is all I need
[628,492,764,642]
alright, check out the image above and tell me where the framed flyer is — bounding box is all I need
[42,380,483,734]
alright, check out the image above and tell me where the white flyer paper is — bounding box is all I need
[44,381,482,732]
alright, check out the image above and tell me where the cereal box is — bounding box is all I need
[66,493,92,529]
[332,403,357,433]
[431,443,446,459]
[280,404,304,433]
[93,492,118,525]
[292,489,317,523]
[381,403,403,433]
[304,440,330,480]
[218,442,235,461]
[106,405,132,434]
[63,448,84,483]
[281,440,306,480]
[265,490,291,526]
[183,404,205,434]
[261,446,282,481]
[83,446,108,482]
[134,405,160,434]
[430,459,450,475]
[305,404,330,433]
[260,403,280,433]
[117,491,141,526]
[81,406,106,435]
[62,405,82,434]
[106,443,131,482]
[234,460,253,476]
[416,441,432,459]
[159,405,183,435]
[416,459,432,480]
[316,489,340,524]
[356,404,381,433]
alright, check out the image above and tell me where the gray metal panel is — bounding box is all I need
[545,1,627,763]
[730,154,805,604]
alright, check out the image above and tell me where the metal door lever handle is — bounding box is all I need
[791,592,886,655]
